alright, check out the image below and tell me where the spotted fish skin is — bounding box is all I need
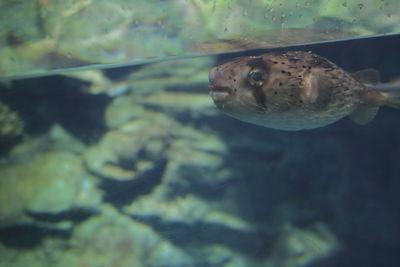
[208,51,389,130]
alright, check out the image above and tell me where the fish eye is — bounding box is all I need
[248,69,264,87]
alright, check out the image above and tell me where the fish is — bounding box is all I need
[208,50,400,131]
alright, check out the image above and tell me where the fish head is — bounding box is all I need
[209,54,304,119]
[209,56,270,116]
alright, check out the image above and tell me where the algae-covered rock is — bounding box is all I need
[0,100,23,138]
[202,245,255,267]
[267,223,339,267]
[84,110,179,180]
[0,150,101,226]
[125,194,250,230]
[86,101,226,181]
[8,124,85,160]
[69,205,193,267]
[0,205,193,267]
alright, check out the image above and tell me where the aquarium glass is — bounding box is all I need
[0,0,399,79]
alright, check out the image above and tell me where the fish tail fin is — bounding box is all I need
[382,90,400,109]
[372,79,400,109]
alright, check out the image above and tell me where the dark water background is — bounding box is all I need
[1,34,400,266]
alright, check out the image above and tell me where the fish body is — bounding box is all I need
[208,51,400,130]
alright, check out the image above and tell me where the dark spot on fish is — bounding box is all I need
[273,61,278,64]
[233,79,237,82]
[281,62,286,64]
[281,70,286,74]
[287,72,292,75]
[289,58,300,63]
[279,82,283,86]
[298,75,302,78]
[302,65,307,68]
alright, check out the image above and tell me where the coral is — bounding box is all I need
[0,100,23,138]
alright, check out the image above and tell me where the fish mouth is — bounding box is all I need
[209,86,232,102]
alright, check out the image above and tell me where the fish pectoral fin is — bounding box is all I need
[301,74,319,103]
[349,105,379,125]
[351,69,380,85]
[302,72,332,106]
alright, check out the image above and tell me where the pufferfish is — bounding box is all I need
[208,51,400,130]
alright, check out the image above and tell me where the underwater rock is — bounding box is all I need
[8,124,85,161]
[69,204,193,267]
[201,244,255,267]
[138,90,216,118]
[84,110,177,180]
[0,100,23,138]
[125,194,250,230]
[123,57,212,93]
[0,205,193,267]
[65,69,128,97]
[0,150,102,227]
[85,106,226,181]
[267,223,339,267]
[104,96,146,129]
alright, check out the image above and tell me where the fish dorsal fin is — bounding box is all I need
[350,105,379,125]
[352,69,380,85]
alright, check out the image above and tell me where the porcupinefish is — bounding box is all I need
[208,51,400,130]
